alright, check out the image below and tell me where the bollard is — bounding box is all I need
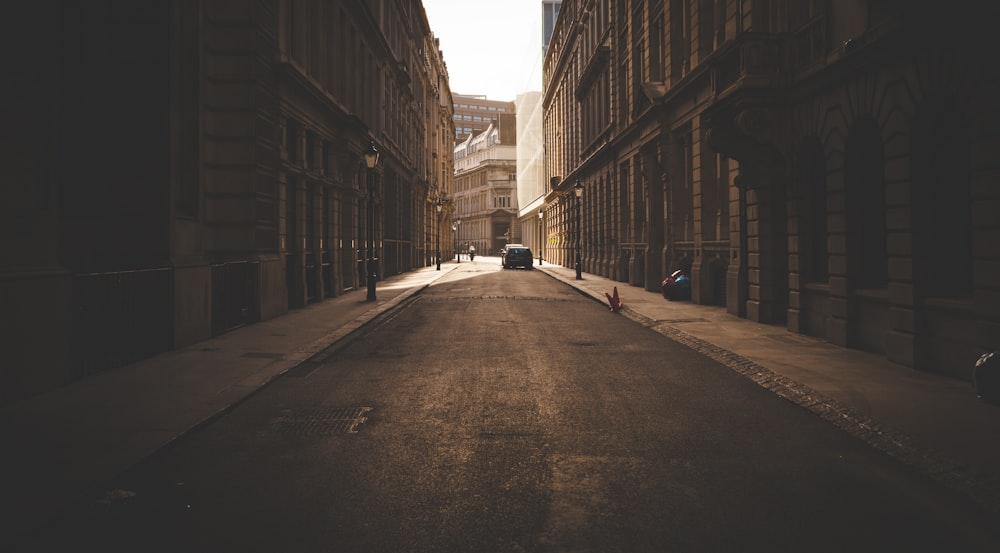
[605,286,623,312]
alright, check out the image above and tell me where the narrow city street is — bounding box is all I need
[14,260,1000,552]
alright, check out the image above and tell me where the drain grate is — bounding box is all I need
[241,352,285,359]
[266,407,372,436]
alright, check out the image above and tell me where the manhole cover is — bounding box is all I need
[266,407,372,436]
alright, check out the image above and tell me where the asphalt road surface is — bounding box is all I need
[14,261,1000,552]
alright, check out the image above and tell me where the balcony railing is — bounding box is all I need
[791,16,828,71]
[713,22,828,96]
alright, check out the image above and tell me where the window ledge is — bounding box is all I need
[803,282,831,294]
[852,287,889,302]
[922,297,980,317]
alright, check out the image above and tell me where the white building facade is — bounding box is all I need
[514,91,547,262]
[453,114,519,255]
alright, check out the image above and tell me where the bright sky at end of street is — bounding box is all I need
[422,0,544,102]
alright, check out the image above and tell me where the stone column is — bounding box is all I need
[744,174,789,323]
[706,109,787,322]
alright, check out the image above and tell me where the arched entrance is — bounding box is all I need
[844,116,887,353]
[791,135,829,337]
[910,93,973,376]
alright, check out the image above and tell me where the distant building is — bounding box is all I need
[452,94,516,143]
[542,0,561,51]
[514,92,546,261]
[453,114,519,255]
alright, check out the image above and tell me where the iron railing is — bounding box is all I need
[211,260,260,335]
[73,267,172,377]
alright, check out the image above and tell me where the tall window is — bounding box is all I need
[670,0,690,81]
[675,129,694,242]
[649,6,664,82]
[619,162,630,243]
[305,131,315,170]
[616,0,629,123]
[699,0,716,59]
[798,137,828,282]
[845,117,886,289]
[910,95,972,297]
[286,119,300,165]
[699,141,719,240]
[633,156,646,243]
[631,4,649,115]
[788,0,827,69]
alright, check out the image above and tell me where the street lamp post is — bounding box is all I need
[453,220,461,262]
[574,180,583,280]
[435,199,443,270]
[363,141,379,301]
[538,210,544,265]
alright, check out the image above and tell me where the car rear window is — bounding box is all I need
[510,248,529,254]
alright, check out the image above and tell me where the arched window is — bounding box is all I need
[844,117,886,289]
[797,136,828,282]
[910,94,972,297]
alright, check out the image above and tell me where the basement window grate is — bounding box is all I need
[241,352,285,359]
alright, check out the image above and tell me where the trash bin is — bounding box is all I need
[661,269,691,301]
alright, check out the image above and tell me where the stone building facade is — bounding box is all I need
[542,0,1000,380]
[0,0,454,403]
